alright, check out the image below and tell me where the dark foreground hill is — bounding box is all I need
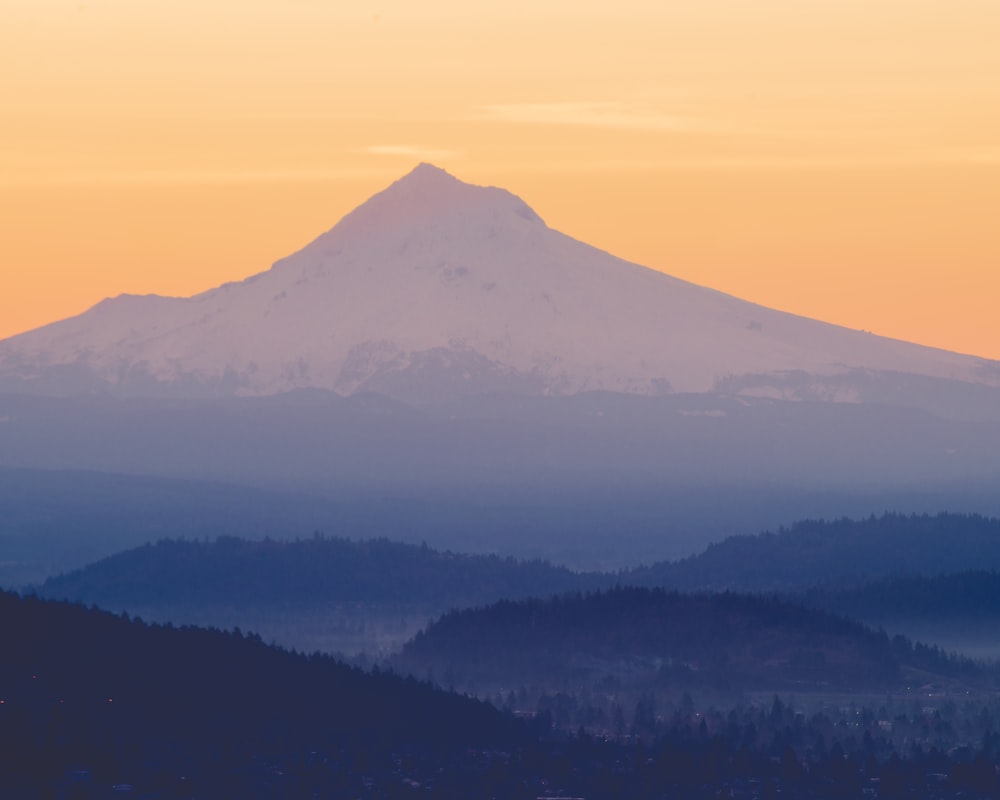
[0,590,524,797]
[628,513,1000,592]
[8,594,1000,798]
[396,587,985,696]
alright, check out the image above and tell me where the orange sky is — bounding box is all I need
[3,0,999,359]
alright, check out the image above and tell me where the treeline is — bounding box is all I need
[799,570,1000,622]
[397,587,915,692]
[520,696,1000,799]
[31,514,1000,668]
[37,534,606,608]
[40,513,1000,613]
[6,590,1000,798]
[0,589,523,797]
[627,513,1000,591]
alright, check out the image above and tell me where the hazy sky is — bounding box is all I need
[3,0,999,358]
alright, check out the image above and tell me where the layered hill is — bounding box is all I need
[628,513,1000,591]
[37,514,1000,611]
[394,587,984,694]
[37,535,604,610]
[34,535,608,654]
[37,514,1000,658]
[2,164,998,415]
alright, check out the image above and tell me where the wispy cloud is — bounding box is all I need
[485,148,1000,174]
[477,102,708,133]
[0,166,392,187]
[363,145,462,160]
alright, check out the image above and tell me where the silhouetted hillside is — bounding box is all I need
[6,592,1000,797]
[34,536,612,654]
[43,514,1000,613]
[38,534,603,608]
[801,570,1000,621]
[629,513,1000,591]
[36,514,1000,657]
[0,589,523,796]
[394,587,972,694]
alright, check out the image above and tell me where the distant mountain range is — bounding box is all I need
[33,513,1000,657]
[2,164,998,418]
[2,167,999,575]
[29,526,1000,696]
[37,513,1000,607]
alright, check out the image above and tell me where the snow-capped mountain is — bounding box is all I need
[2,163,998,408]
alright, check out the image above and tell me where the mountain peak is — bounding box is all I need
[328,164,545,240]
[398,161,460,186]
[2,165,998,413]
[380,162,472,205]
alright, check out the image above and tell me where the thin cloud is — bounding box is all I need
[0,167,391,187]
[477,102,709,132]
[487,150,1000,174]
[363,145,462,160]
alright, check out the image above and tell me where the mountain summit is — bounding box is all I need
[330,163,546,239]
[1,165,998,410]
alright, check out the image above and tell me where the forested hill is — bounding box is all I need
[6,595,1000,797]
[39,514,1000,611]
[626,513,1000,591]
[37,535,607,608]
[395,587,979,693]
[0,589,523,796]
[798,570,1000,622]
[33,514,1000,661]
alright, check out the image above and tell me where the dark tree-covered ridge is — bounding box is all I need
[37,534,606,608]
[798,569,1000,619]
[0,588,520,740]
[627,513,1000,591]
[0,588,523,795]
[31,513,1000,661]
[7,592,1000,797]
[39,513,1000,613]
[396,587,924,692]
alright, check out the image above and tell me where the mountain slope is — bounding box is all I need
[2,164,997,409]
